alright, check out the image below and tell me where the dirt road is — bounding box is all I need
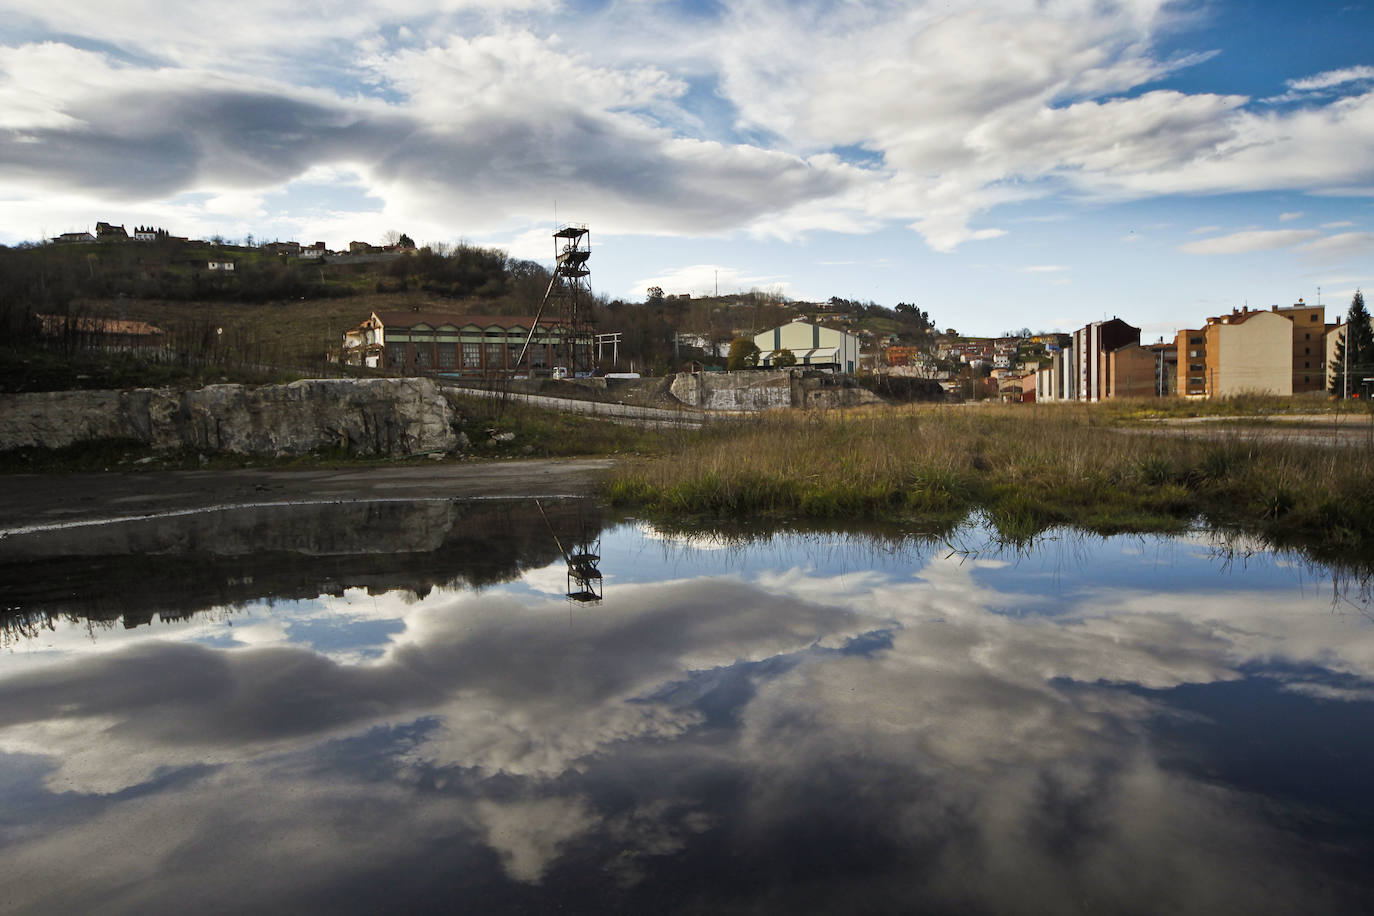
[1132,414,1374,448]
[0,458,615,535]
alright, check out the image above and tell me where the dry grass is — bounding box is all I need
[606,402,1374,560]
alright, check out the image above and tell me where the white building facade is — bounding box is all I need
[753,320,862,373]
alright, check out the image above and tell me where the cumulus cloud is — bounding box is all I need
[0,1,1373,256]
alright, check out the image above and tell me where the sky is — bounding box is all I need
[0,0,1371,338]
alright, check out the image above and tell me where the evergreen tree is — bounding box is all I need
[1331,289,1372,397]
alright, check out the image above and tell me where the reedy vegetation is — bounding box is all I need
[605,401,1374,561]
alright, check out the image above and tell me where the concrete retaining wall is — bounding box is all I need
[668,370,884,410]
[669,370,793,410]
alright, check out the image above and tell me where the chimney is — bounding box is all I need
[1271,304,1278,311]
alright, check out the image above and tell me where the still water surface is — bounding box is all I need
[2,499,1372,914]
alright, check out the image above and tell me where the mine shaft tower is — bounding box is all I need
[517,223,596,376]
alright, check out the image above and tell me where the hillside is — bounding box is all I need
[0,238,942,387]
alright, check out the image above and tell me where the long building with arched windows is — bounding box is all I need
[338,310,592,377]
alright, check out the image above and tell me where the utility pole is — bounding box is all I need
[1345,324,1350,399]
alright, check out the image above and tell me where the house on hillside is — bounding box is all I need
[753,319,862,373]
[339,313,385,368]
[94,222,128,241]
[52,231,96,244]
[300,242,328,259]
[207,260,235,271]
[340,311,592,376]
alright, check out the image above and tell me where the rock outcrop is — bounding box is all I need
[0,378,461,457]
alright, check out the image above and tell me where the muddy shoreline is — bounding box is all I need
[0,459,615,533]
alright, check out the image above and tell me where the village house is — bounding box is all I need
[94,221,128,241]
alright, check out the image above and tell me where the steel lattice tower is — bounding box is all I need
[551,224,595,374]
[516,223,596,376]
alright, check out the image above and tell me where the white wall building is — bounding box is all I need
[753,320,862,373]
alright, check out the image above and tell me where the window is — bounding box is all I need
[1189,336,1203,345]
[387,342,406,367]
[485,343,503,368]
[508,344,521,368]
[462,343,480,368]
[415,346,432,369]
[438,344,457,369]
[531,345,547,368]
[1311,314,1320,321]
[1305,361,1311,369]
[1305,347,1310,355]
[1305,333,1311,340]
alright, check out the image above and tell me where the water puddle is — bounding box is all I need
[2,500,1371,913]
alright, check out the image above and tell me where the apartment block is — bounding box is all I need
[1271,299,1327,393]
[1204,308,1293,397]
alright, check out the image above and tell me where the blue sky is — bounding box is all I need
[0,0,1370,336]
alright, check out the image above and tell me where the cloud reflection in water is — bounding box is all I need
[0,512,1371,913]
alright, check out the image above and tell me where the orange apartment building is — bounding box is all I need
[1275,298,1327,393]
[1107,342,1173,397]
[1176,300,1325,397]
[1175,328,1207,397]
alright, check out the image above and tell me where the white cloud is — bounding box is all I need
[1180,229,1321,255]
[1,1,1373,257]
[1287,65,1374,92]
[476,797,596,883]
[1279,211,1303,221]
[1322,220,1356,229]
[631,264,796,300]
[1297,231,1374,261]
[1023,265,1067,273]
